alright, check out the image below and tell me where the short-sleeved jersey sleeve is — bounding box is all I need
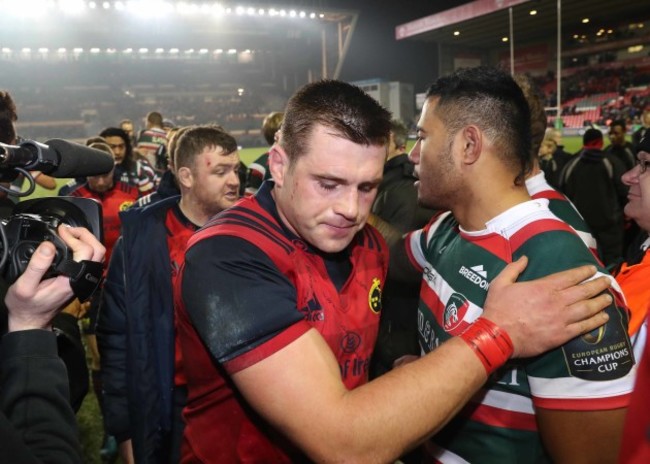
[181,235,308,372]
[514,230,635,410]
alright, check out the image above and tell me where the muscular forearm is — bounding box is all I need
[235,330,487,463]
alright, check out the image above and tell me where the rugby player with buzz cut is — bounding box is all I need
[402,66,635,463]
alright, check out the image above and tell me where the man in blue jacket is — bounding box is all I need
[96,126,241,463]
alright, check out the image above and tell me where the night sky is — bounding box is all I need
[326,0,472,91]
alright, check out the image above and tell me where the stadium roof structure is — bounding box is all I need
[396,0,650,54]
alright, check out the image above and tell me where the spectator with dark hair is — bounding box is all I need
[174,78,614,463]
[559,128,628,265]
[368,118,436,380]
[402,66,633,463]
[244,110,283,196]
[98,126,241,464]
[607,119,636,170]
[0,226,105,464]
[632,108,650,152]
[59,128,157,197]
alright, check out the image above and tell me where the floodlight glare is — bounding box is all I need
[57,47,67,53]
[102,1,110,9]
[123,48,133,54]
[170,48,179,54]
[199,48,208,54]
[214,49,223,54]
[299,11,306,18]
[184,49,194,54]
[236,6,244,15]
[258,8,264,15]
[227,48,236,54]
[107,48,117,53]
[289,10,296,18]
[115,1,125,10]
[90,47,101,53]
[269,8,277,16]
[89,1,97,8]
[139,48,149,54]
[2,48,12,53]
[73,47,84,53]
[59,0,86,15]
[309,12,315,19]
[22,48,32,53]
[38,47,49,53]
[280,9,286,17]
[247,7,254,15]
[155,48,164,53]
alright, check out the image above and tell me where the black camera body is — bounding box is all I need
[0,197,103,284]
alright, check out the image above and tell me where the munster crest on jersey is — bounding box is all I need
[368,277,382,314]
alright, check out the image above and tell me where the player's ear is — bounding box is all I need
[460,125,482,165]
[268,144,289,187]
[176,165,193,189]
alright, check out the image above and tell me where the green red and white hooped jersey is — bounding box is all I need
[405,200,635,464]
[526,171,599,259]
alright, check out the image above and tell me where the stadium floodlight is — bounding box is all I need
[279,9,286,17]
[227,48,237,54]
[73,47,83,53]
[38,47,49,53]
[581,18,589,24]
[269,8,277,16]
[299,11,305,18]
[199,48,208,54]
[57,47,67,53]
[453,31,460,36]
[247,7,255,15]
[155,48,164,54]
[214,48,223,54]
[529,10,537,16]
[90,47,101,53]
[21,48,32,54]
[235,6,244,15]
[289,10,296,18]
[102,1,110,9]
[2,48,12,53]
[107,48,117,53]
[502,37,508,42]
[138,48,149,54]
[184,48,194,54]
[309,12,315,19]
[88,1,96,8]
[123,48,133,54]
[258,8,264,15]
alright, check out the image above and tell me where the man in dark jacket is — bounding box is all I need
[606,119,636,171]
[97,126,241,463]
[1,226,105,464]
[559,128,628,265]
[369,119,436,379]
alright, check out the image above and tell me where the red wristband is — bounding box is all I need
[459,317,514,375]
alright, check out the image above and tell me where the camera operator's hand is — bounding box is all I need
[5,226,105,332]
